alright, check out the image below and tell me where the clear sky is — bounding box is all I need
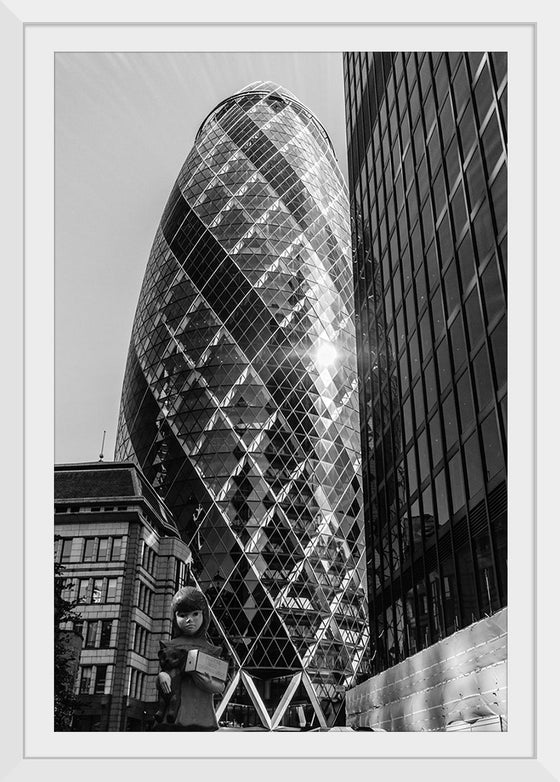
[55,52,349,464]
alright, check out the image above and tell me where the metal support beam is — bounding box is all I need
[270,672,303,729]
[240,670,272,730]
[301,670,329,729]
[215,670,241,720]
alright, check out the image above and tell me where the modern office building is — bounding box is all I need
[55,461,192,731]
[114,81,369,728]
[343,52,507,730]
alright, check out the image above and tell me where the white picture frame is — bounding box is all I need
[1,1,552,778]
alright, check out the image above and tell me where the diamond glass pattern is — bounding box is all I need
[116,81,369,707]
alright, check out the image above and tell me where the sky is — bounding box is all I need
[55,52,349,464]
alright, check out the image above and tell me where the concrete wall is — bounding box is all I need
[346,608,507,732]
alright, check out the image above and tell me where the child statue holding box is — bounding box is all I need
[154,586,226,731]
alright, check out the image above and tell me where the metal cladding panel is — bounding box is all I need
[346,608,507,731]
[115,82,369,702]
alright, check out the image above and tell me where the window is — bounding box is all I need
[94,665,108,695]
[79,666,93,695]
[473,346,493,411]
[85,621,98,648]
[429,414,443,467]
[481,256,504,325]
[448,452,466,513]
[60,579,76,602]
[92,579,103,604]
[490,317,507,390]
[97,538,109,562]
[437,338,451,391]
[78,579,90,602]
[456,371,475,432]
[133,624,148,656]
[99,620,113,648]
[435,470,449,527]
[129,668,145,701]
[106,578,118,603]
[83,538,96,562]
[140,541,156,575]
[465,289,484,350]
[111,537,123,561]
[450,316,467,372]
[60,538,73,563]
[481,412,504,479]
[424,359,438,411]
[442,394,459,451]
[175,560,187,592]
[137,582,154,615]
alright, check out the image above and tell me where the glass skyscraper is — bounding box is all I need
[115,81,369,724]
[344,53,507,677]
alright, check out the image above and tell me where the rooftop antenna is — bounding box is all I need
[99,430,106,462]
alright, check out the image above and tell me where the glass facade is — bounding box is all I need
[344,53,507,674]
[115,81,369,711]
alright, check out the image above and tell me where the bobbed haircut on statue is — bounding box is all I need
[170,586,210,638]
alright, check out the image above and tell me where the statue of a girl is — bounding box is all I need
[153,586,225,731]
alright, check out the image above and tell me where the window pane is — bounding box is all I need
[437,338,451,391]
[94,666,108,695]
[409,332,421,378]
[111,537,122,561]
[435,470,449,527]
[97,538,109,562]
[481,256,504,324]
[79,667,92,695]
[92,579,103,604]
[464,433,484,498]
[448,452,466,513]
[481,111,502,174]
[61,539,73,563]
[106,578,118,603]
[457,231,476,291]
[83,539,96,562]
[431,287,445,341]
[450,316,467,372]
[490,317,507,389]
[456,540,478,625]
[465,148,484,204]
[444,263,460,316]
[420,311,432,359]
[407,448,418,497]
[413,379,424,426]
[425,241,439,291]
[481,411,505,479]
[78,579,90,602]
[465,289,484,350]
[99,620,113,648]
[473,199,494,260]
[85,621,98,648]
[450,186,467,237]
[429,414,443,467]
[456,371,475,432]
[473,345,493,410]
[442,394,459,450]
[418,430,430,483]
[424,359,438,411]
[459,101,476,158]
[403,397,413,444]
[491,162,507,237]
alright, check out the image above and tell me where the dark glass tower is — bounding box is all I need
[115,81,369,723]
[344,53,507,675]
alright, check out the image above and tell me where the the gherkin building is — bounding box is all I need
[115,81,369,727]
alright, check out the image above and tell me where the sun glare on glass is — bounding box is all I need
[316,340,338,367]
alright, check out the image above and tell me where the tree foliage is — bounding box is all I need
[54,541,82,731]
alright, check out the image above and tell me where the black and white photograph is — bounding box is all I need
[52,48,508,735]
